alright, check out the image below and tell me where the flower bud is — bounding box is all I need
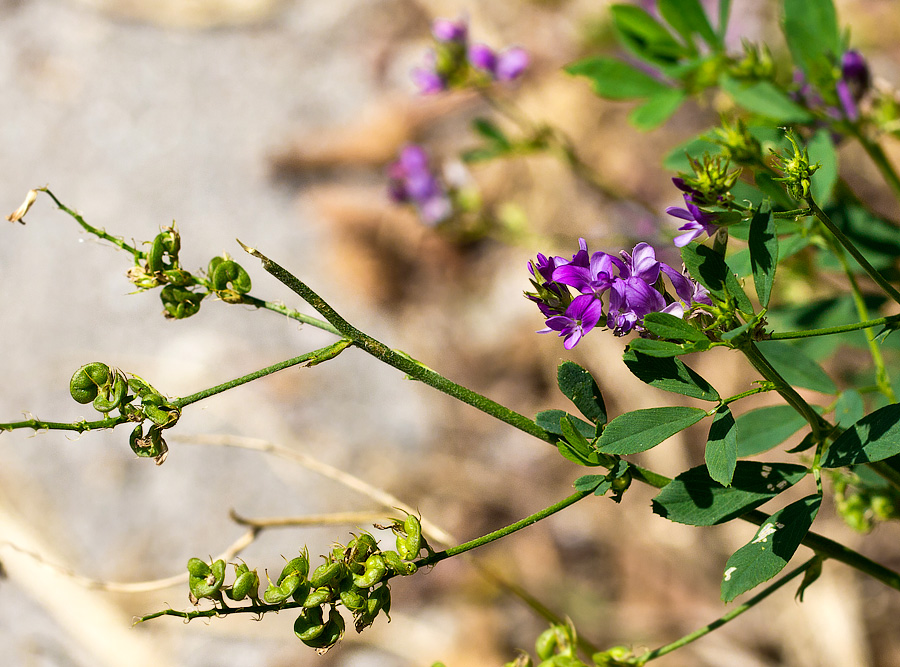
[7,189,37,224]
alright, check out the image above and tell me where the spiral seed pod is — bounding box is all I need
[91,372,128,414]
[348,533,378,563]
[403,514,423,558]
[160,285,205,319]
[309,561,344,588]
[352,553,387,589]
[354,583,391,632]
[302,586,332,608]
[301,607,345,653]
[293,606,326,642]
[535,627,559,661]
[227,563,260,602]
[147,228,181,274]
[210,258,252,302]
[338,578,367,612]
[140,393,181,428]
[69,363,111,404]
[187,558,226,600]
[129,424,169,464]
[263,574,301,604]
[279,553,310,583]
[381,550,417,576]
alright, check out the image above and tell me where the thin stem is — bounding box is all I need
[418,489,592,567]
[720,384,776,405]
[0,415,127,434]
[39,188,144,259]
[238,294,342,336]
[768,313,900,340]
[635,557,818,664]
[172,340,351,409]
[808,198,900,307]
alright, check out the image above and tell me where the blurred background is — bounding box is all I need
[2,0,900,665]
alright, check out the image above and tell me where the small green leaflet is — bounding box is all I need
[596,406,707,455]
[756,341,836,395]
[558,414,605,467]
[721,495,821,602]
[652,461,808,526]
[681,243,753,314]
[536,409,596,440]
[565,57,669,100]
[557,361,607,427]
[706,405,737,486]
[735,405,810,457]
[623,349,720,401]
[821,403,900,467]
[748,201,777,308]
[719,76,813,123]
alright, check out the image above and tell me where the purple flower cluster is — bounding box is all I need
[665,178,720,247]
[528,240,711,348]
[793,49,870,122]
[412,16,529,94]
[387,145,452,225]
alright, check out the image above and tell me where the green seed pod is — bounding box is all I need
[381,550,415,576]
[263,574,301,605]
[187,557,211,579]
[69,363,110,404]
[293,606,326,642]
[140,392,180,428]
[348,533,378,562]
[309,561,344,588]
[279,552,310,583]
[160,285,205,319]
[147,228,181,273]
[129,424,168,464]
[188,558,226,599]
[211,259,252,295]
[352,553,387,589]
[535,627,559,660]
[91,373,128,414]
[227,563,260,602]
[338,579,366,612]
[354,583,391,632]
[161,268,195,287]
[402,514,422,560]
[302,586,332,608]
[301,607,345,653]
[291,579,312,604]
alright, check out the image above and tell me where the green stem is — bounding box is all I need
[173,340,352,408]
[720,384,776,405]
[741,341,831,441]
[419,489,592,567]
[237,294,342,336]
[0,415,127,433]
[768,313,900,340]
[808,198,900,307]
[242,242,556,444]
[39,188,144,259]
[635,557,818,664]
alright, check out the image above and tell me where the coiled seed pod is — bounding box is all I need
[160,285,205,319]
[227,563,260,602]
[301,607,345,653]
[352,553,387,589]
[382,550,417,576]
[302,586,332,608]
[69,363,111,404]
[338,578,366,612]
[187,558,226,600]
[263,574,301,604]
[293,606,326,642]
[309,561,344,588]
[147,228,181,273]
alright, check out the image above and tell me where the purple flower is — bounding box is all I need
[619,242,661,284]
[837,50,870,121]
[468,43,497,73]
[432,17,467,43]
[666,195,719,247]
[496,48,529,81]
[540,294,604,349]
[387,144,452,225]
[411,54,447,94]
[552,250,623,299]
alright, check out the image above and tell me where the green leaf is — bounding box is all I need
[471,117,511,148]
[652,461,809,525]
[748,201,777,308]
[623,349,720,401]
[681,243,753,314]
[658,0,719,50]
[808,128,838,204]
[663,135,720,172]
[610,4,689,64]
[727,233,807,278]
[756,340,837,394]
[735,405,810,457]
[557,361,607,426]
[706,405,738,486]
[558,415,604,467]
[574,475,612,496]
[834,390,865,429]
[821,403,900,467]
[596,406,707,455]
[721,495,821,602]
[565,57,669,100]
[536,409,596,440]
[642,312,706,342]
[629,88,686,130]
[783,0,841,82]
[627,337,710,357]
[719,75,814,123]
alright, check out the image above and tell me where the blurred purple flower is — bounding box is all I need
[432,17,467,43]
[387,145,452,225]
[496,48,529,81]
[468,43,498,73]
